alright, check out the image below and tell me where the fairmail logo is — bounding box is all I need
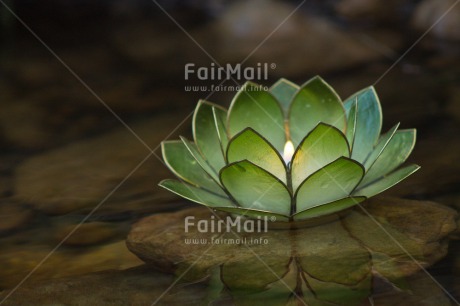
[184,62,276,81]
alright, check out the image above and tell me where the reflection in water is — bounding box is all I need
[168,207,452,306]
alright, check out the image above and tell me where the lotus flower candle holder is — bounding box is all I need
[160,76,419,223]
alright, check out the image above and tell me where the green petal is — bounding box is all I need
[295,157,364,212]
[159,179,234,207]
[269,78,299,115]
[363,123,400,171]
[212,106,229,157]
[346,98,358,151]
[227,81,286,152]
[193,101,226,171]
[344,87,382,163]
[293,196,366,221]
[291,123,350,191]
[359,129,416,186]
[288,76,347,146]
[180,136,220,184]
[353,164,420,198]
[226,128,287,184]
[161,141,226,196]
[220,160,291,216]
[213,207,289,222]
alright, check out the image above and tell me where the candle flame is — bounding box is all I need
[283,140,295,164]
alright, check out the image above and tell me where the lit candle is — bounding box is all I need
[283,140,294,164]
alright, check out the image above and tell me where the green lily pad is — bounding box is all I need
[158,179,234,207]
[291,123,350,191]
[363,123,400,171]
[161,140,226,196]
[220,160,291,215]
[293,196,366,221]
[226,128,287,184]
[193,101,226,172]
[360,129,416,186]
[288,76,347,146]
[269,78,299,115]
[295,157,364,212]
[346,98,358,151]
[344,87,382,163]
[180,136,220,184]
[212,106,229,157]
[353,164,420,198]
[227,82,286,152]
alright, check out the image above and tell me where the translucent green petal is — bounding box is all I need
[293,196,366,221]
[346,98,358,151]
[353,164,420,198]
[159,179,234,207]
[212,106,229,158]
[228,81,286,152]
[193,100,226,171]
[214,207,289,222]
[291,123,350,191]
[288,76,347,146]
[295,157,364,212]
[180,136,220,184]
[220,160,291,215]
[269,78,299,115]
[359,129,416,186]
[344,87,382,163]
[226,128,287,184]
[161,141,226,196]
[363,123,400,171]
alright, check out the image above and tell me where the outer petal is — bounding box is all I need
[227,81,286,153]
[295,157,364,212]
[269,78,299,115]
[343,87,382,163]
[220,160,291,216]
[161,140,226,196]
[193,100,227,172]
[181,136,220,184]
[359,129,416,186]
[214,207,289,222]
[353,164,420,198]
[363,123,399,171]
[159,179,234,207]
[226,128,287,184]
[288,76,347,146]
[213,106,229,158]
[293,196,366,221]
[291,123,350,191]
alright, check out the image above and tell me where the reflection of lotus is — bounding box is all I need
[160,76,419,221]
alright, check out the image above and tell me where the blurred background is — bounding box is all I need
[0,0,459,301]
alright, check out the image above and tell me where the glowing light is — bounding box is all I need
[283,140,295,164]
